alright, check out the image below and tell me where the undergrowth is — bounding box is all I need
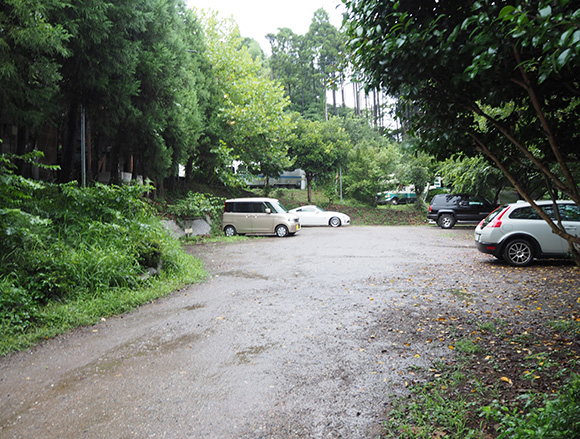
[1,179,206,355]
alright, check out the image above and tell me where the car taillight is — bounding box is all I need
[488,207,510,228]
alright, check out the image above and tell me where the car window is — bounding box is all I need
[469,196,484,206]
[252,202,267,213]
[509,206,540,219]
[559,204,580,221]
[481,205,506,227]
[509,205,557,220]
[225,202,247,212]
[469,196,493,206]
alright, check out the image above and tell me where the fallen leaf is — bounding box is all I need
[500,376,513,385]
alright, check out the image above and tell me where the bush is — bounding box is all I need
[0,178,205,351]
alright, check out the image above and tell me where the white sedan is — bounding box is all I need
[289,205,350,227]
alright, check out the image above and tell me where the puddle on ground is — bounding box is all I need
[184,303,205,311]
[216,270,269,280]
[48,332,202,397]
[234,344,276,365]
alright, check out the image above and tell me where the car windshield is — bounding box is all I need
[268,200,288,213]
[481,205,506,227]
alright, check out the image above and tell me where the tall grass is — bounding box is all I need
[0,182,206,355]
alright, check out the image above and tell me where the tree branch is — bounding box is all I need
[511,45,580,203]
[469,131,580,248]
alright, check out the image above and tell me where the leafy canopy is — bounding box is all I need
[343,0,580,259]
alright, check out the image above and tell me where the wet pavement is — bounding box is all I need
[0,226,515,438]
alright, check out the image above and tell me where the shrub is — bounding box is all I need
[0,179,204,347]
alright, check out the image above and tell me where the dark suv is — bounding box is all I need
[428,194,497,229]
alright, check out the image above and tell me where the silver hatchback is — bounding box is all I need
[474,200,580,266]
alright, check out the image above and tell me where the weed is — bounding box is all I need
[383,361,484,439]
[482,375,580,439]
[455,339,483,354]
[0,182,206,355]
[548,319,580,335]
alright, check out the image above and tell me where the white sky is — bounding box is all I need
[186,0,345,54]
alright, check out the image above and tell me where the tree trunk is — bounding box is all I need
[60,102,78,183]
[16,125,28,177]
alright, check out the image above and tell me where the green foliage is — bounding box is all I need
[200,10,293,183]
[166,192,225,220]
[267,8,342,119]
[343,0,580,264]
[384,364,480,439]
[0,179,204,347]
[483,375,580,439]
[0,0,70,127]
[438,154,506,201]
[344,141,397,205]
[289,116,351,202]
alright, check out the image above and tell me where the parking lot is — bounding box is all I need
[1,225,578,438]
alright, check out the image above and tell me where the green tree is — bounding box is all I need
[0,0,69,173]
[306,9,343,118]
[438,154,509,203]
[339,115,402,204]
[267,9,344,121]
[344,140,399,205]
[395,149,434,207]
[289,116,351,203]
[343,0,580,262]
[200,10,293,186]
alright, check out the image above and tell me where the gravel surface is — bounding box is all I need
[1,225,578,438]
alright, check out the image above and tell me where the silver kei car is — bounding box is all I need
[474,200,580,267]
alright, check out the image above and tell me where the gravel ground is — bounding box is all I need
[1,225,578,438]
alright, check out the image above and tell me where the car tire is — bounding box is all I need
[438,213,456,229]
[504,239,534,267]
[275,225,289,237]
[224,225,237,237]
[329,217,341,227]
[391,197,399,205]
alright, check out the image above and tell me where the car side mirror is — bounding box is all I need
[265,208,271,214]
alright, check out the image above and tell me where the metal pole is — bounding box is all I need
[340,165,343,203]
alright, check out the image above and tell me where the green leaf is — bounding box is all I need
[499,6,516,19]
[539,6,552,18]
[556,48,572,69]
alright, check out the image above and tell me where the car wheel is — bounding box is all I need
[275,225,289,237]
[504,239,534,267]
[224,225,236,237]
[438,213,456,229]
[329,216,341,227]
[391,197,399,205]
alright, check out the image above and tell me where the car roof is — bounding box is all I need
[225,197,279,202]
[506,200,575,208]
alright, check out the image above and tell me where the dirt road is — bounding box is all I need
[1,226,576,438]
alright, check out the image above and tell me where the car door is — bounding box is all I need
[463,196,495,221]
[250,201,274,234]
[233,202,253,234]
[296,207,322,226]
[558,203,580,253]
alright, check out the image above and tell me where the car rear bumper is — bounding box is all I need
[475,240,502,257]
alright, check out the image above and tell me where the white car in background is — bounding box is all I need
[474,200,580,266]
[289,205,351,228]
